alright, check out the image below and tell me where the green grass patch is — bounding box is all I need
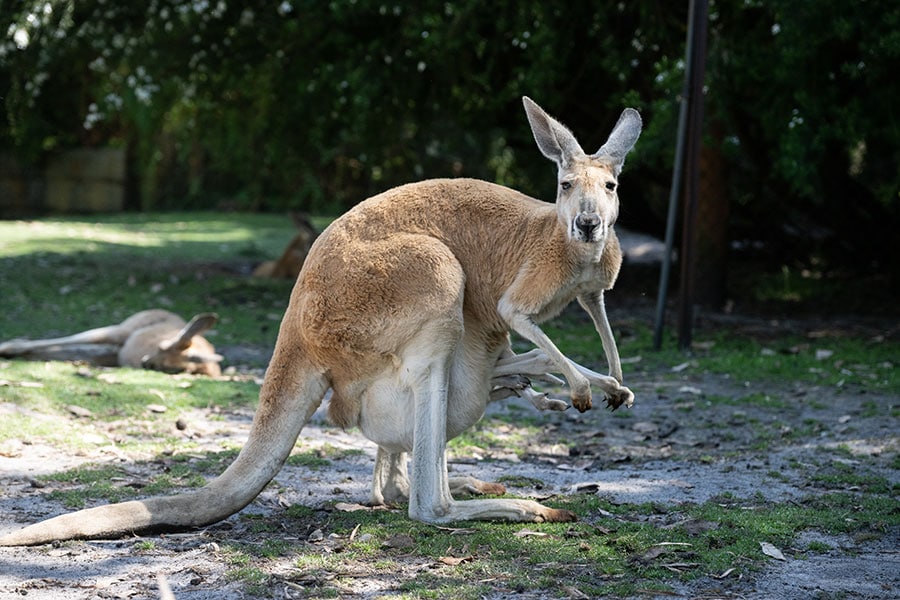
[264,490,899,598]
[541,315,899,395]
[810,462,896,494]
[0,360,260,455]
[0,214,332,359]
[446,414,546,461]
[36,451,231,509]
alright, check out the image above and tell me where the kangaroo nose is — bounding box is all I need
[575,212,601,238]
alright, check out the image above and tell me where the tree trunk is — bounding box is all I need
[692,120,729,309]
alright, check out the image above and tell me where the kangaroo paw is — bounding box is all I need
[605,385,634,410]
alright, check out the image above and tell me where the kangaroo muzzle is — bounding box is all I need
[574,212,602,241]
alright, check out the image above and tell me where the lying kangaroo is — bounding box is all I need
[0,97,640,545]
[0,310,223,376]
[252,212,319,279]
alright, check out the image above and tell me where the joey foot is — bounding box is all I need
[478,482,506,496]
[449,476,506,498]
[605,385,634,411]
[527,391,569,412]
[571,378,593,412]
[572,391,592,413]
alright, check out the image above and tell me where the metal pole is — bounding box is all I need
[676,0,709,350]
[653,0,698,350]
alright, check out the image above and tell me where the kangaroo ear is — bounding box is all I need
[522,96,585,167]
[185,351,224,364]
[159,313,218,353]
[593,108,642,175]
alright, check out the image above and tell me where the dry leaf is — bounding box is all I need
[67,405,93,418]
[760,541,786,561]
[715,567,737,579]
[307,529,324,543]
[678,385,703,395]
[563,586,590,599]
[334,502,371,512]
[438,555,473,566]
[662,562,700,572]
[0,380,44,388]
[514,529,549,538]
[640,546,672,561]
[653,542,693,548]
[382,534,415,549]
[436,526,476,535]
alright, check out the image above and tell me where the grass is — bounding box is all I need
[541,315,899,395]
[0,360,260,455]
[0,213,331,355]
[209,491,898,598]
[1,214,897,598]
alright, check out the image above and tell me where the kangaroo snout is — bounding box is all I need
[574,212,602,241]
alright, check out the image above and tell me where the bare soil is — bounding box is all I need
[0,230,897,599]
[0,351,897,599]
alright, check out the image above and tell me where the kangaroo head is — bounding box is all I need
[522,97,641,244]
[141,313,224,376]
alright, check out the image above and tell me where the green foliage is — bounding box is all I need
[3,1,897,272]
[1,1,682,213]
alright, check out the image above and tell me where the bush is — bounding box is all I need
[2,1,897,277]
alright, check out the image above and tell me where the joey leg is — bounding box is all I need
[448,476,506,497]
[370,448,410,505]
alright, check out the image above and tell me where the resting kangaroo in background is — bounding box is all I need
[252,212,319,279]
[0,310,223,376]
[0,97,641,545]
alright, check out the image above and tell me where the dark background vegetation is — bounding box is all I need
[1,1,898,312]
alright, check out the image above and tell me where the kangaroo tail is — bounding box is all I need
[0,346,328,546]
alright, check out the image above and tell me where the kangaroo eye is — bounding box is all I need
[560,181,572,191]
[605,181,617,191]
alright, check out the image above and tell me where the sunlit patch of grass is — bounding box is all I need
[447,416,542,460]
[0,360,260,454]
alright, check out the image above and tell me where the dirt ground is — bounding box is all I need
[0,230,896,599]
[0,352,897,599]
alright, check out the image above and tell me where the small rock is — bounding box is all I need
[308,529,325,543]
[67,405,93,418]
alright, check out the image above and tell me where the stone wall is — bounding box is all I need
[0,148,125,217]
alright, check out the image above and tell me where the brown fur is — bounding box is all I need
[252,213,318,279]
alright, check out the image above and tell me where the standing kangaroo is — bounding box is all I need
[0,97,640,545]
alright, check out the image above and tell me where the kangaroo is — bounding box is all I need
[0,310,223,376]
[252,212,319,279]
[0,97,640,545]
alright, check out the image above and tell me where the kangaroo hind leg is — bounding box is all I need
[407,345,574,524]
